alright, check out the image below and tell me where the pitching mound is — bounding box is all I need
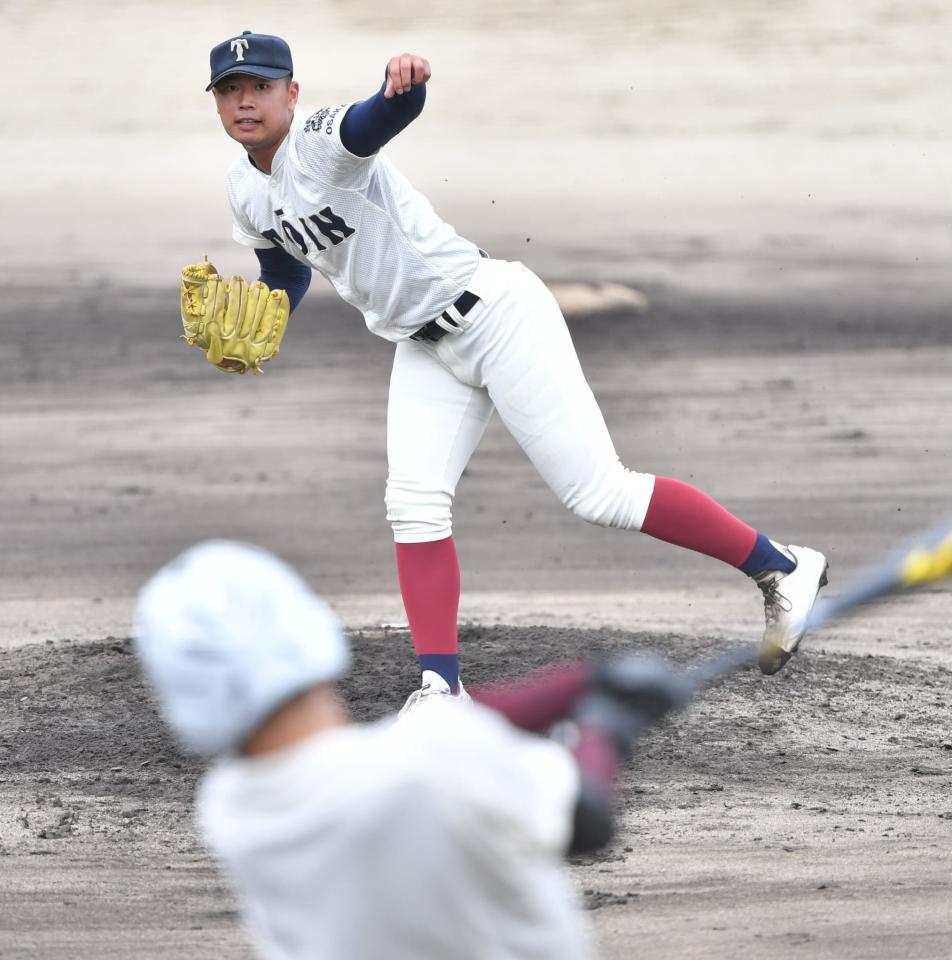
[1,628,950,959]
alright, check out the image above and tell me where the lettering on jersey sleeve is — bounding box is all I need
[303,108,330,134]
[263,206,356,258]
[303,105,344,137]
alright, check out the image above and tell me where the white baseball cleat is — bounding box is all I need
[399,670,471,718]
[755,544,829,675]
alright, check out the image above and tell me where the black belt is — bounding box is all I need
[410,290,480,344]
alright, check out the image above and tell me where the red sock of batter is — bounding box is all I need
[641,476,758,567]
[395,537,461,692]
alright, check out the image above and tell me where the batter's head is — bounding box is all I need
[207,30,293,91]
[134,541,349,756]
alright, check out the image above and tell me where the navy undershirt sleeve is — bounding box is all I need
[255,246,312,313]
[339,81,426,158]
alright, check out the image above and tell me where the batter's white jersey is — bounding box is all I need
[198,701,594,960]
[226,105,489,342]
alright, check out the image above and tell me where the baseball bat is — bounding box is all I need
[687,515,952,689]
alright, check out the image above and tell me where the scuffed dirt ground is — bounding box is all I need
[1,279,950,958]
[1,627,950,959]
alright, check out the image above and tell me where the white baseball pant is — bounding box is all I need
[386,258,656,543]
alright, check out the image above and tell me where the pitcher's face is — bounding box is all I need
[213,74,299,153]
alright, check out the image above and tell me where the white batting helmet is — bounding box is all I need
[134,540,349,755]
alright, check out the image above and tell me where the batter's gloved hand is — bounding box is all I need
[180,259,290,374]
[572,654,694,757]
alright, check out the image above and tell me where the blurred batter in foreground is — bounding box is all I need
[134,541,692,960]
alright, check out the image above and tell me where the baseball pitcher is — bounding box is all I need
[181,31,829,709]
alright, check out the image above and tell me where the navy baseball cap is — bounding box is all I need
[207,30,293,91]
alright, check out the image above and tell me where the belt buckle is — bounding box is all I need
[410,319,443,343]
[412,290,479,343]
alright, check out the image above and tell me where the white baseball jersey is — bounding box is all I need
[198,701,594,960]
[226,105,489,342]
[224,99,657,550]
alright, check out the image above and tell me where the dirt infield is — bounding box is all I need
[2,272,952,958]
[2,266,951,958]
[1,626,950,959]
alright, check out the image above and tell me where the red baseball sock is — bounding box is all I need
[395,537,461,690]
[641,476,757,567]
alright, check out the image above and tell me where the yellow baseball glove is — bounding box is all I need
[180,259,290,374]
